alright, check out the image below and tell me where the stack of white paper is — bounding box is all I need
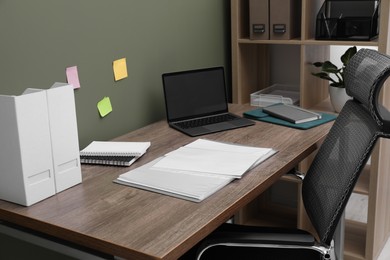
[116,158,234,202]
[115,139,276,202]
[152,139,276,178]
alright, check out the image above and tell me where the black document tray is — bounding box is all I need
[315,0,379,41]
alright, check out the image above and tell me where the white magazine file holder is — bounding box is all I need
[0,83,81,206]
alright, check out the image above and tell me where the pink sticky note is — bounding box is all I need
[66,66,81,89]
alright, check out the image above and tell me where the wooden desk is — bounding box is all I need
[0,104,332,260]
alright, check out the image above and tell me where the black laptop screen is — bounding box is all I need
[162,67,228,122]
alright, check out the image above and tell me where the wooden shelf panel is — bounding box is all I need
[238,207,298,229]
[238,38,379,47]
[354,164,370,195]
[303,39,378,46]
[238,38,303,45]
[344,220,367,260]
[234,178,299,228]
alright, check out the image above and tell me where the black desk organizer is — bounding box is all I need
[315,0,379,41]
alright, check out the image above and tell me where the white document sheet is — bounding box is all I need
[115,139,277,202]
[152,139,276,178]
[115,157,234,202]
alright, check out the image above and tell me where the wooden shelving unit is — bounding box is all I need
[231,0,390,259]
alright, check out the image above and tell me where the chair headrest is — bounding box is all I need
[344,48,390,133]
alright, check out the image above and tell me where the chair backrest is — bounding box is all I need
[302,49,390,247]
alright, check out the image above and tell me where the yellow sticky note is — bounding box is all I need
[113,58,128,81]
[97,97,113,117]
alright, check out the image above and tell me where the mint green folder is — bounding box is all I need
[243,108,337,130]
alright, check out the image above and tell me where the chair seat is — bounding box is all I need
[194,223,322,260]
[204,223,316,246]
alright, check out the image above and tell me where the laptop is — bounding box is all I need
[162,67,254,136]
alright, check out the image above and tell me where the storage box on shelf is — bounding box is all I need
[250,84,300,107]
[315,0,379,41]
[231,0,390,259]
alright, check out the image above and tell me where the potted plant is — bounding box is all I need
[311,46,357,112]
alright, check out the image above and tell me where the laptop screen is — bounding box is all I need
[162,67,228,122]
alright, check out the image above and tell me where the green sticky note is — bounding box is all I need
[97,97,112,117]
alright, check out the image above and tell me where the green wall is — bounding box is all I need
[0,1,229,258]
[0,0,230,149]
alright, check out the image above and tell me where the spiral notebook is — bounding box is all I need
[80,141,151,166]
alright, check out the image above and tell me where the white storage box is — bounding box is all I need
[26,83,82,193]
[0,83,81,206]
[0,89,56,206]
[250,84,300,107]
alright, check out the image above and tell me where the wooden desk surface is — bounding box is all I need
[0,104,332,260]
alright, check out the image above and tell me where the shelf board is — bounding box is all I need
[240,209,297,228]
[354,164,370,195]
[238,38,302,45]
[237,38,378,47]
[344,220,367,260]
[303,38,378,47]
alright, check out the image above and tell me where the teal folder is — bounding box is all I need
[244,108,337,130]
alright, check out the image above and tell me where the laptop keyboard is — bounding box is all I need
[174,114,237,129]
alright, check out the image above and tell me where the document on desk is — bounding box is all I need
[114,139,276,202]
[152,139,276,178]
[115,157,234,202]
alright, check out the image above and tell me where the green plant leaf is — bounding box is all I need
[321,61,339,73]
[311,46,356,89]
[312,62,324,67]
[341,46,357,65]
[312,72,335,83]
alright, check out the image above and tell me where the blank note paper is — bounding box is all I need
[66,66,81,89]
[113,58,128,81]
[97,97,113,117]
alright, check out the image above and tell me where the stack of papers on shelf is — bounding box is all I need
[115,139,277,202]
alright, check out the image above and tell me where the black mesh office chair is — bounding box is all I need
[193,49,390,260]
